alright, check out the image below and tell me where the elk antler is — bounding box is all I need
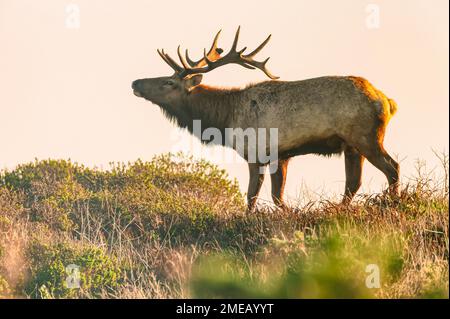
[157,31,223,75]
[185,30,224,68]
[158,26,279,80]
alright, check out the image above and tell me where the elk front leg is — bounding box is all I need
[247,163,266,212]
[270,159,289,208]
[342,147,365,204]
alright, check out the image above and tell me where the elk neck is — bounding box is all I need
[179,84,242,139]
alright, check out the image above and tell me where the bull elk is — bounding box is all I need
[132,27,400,211]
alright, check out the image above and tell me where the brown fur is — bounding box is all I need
[132,74,400,211]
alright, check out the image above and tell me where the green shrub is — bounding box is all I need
[0,154,245,239]
[190,228,409,299]
[0,153,447,299]
[25,242,123,298]
[0,275,9,297]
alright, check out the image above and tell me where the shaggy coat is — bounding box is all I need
[132,74,399,210]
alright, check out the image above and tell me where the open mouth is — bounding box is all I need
[133,90,143,97]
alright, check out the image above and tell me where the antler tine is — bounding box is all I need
[157,49,169,65]
[203,48,212,64]
[202,47,254,70]
[158,27,279,79]
[157,49,173,69]
[185,30,223,68]
[240,33,279,79]
[245,57,279,79]
[185,49,197,67]
[209,29,222,55]
[243,34,272,59]
[231,26,242,53]
[184,49,196,66]
[163,49,184,71]
[157,49,183,73]
[177,46,190,69]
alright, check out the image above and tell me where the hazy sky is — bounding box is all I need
[0,0,448,203]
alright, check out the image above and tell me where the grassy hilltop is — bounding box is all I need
[0,153,448,298]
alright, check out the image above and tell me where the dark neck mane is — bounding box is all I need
[158,82,270,143]
[185,85,243,132]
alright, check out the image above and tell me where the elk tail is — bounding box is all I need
[388,98,398,117]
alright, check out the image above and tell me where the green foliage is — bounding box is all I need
[191,229,406,299]
[0,153,447,299]
[25,242,122,298]
[0,275,10,298]
[0,154,245,240]
[0,186,24,221]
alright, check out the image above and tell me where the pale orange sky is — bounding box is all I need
[0,0,448,203]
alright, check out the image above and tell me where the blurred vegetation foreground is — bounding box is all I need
[0,153,448,298]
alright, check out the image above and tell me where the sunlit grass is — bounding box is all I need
[0,153,448,298]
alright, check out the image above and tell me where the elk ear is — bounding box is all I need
[185,74,203,91]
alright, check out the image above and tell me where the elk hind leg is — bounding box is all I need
[342,147,365,204]
[270,159,289,208]
[357,142,400,197]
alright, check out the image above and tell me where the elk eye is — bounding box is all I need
[164,80,175,86]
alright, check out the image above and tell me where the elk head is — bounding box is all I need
[131,27,279,106]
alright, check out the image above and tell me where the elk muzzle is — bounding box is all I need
[132,80,143,97]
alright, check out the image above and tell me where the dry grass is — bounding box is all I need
[0,153,448,299]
